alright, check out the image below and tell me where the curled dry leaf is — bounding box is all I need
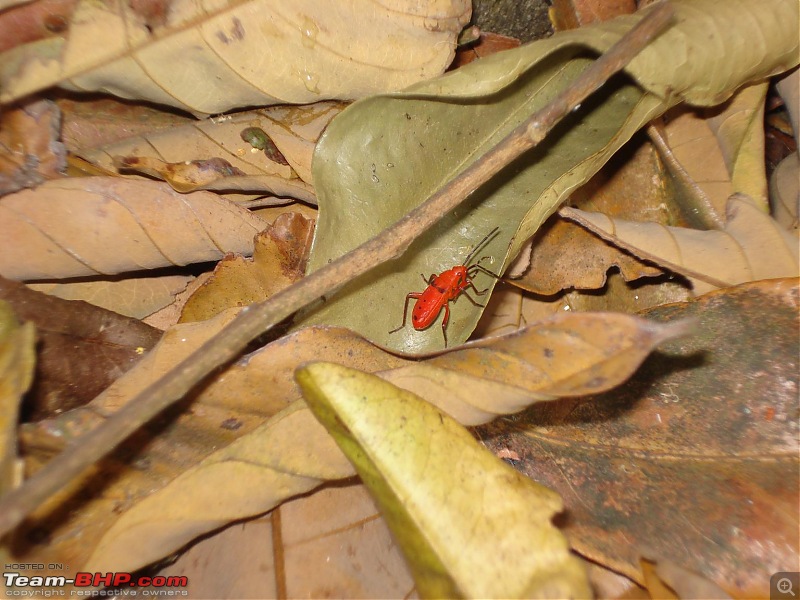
[297,362,591,599]
[77,104,344,201]
[561,193,800,295]
[382,311,692,426]
[653,82,769,228]
[0,177,268,280]
[507,135,678,298]
[770,152,799,229]
[0,0,470,114]
[113,156,250,192]
[179,212,314,322]
[0,99,66,196]
[517,218,666,296]
[305,0,799,352]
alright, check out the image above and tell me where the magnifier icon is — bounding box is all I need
[778,578,796,597]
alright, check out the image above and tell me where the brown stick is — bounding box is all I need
[0,2,674,536]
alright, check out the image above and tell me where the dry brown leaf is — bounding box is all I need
[0,0,470,114]
[11,310,681,574]
[0,99,66,196]
[549,0,636,31]
[479,278,799,597]
[449,32,521,69]
[655,83,769,225]
[76,104,343,200]
[0,276,161,420]
[57,95,194,153]
[0,177,268,280]
[27,273,195,320]
[0,300,36,491]
[516,216,666,295]
[157,484,415,598]
[13,324,405,573]
[383,311,690,426]
[180,212,313,322]
[561,193,800,295]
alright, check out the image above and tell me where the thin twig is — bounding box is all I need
[0,2,674,536]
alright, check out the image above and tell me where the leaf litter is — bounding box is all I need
[0,0,798,597]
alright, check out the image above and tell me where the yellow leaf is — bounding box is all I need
[297,362,591,599]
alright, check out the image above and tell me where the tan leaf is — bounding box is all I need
[157,485,415,598]
[561,193,800,295]
[180,212,313,322]
[383,312,691,426]
[0,99,66,196]
[0,0,470,114]
[27,273,195,320]
[76,104,343,200]
[0,177,267,280]
[770,152,799,230]
[57,95,194,153]
[478,278,799,596]
[652,82,769,227]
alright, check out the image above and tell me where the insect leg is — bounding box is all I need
[389,292,421,334]
[441,302,450,347]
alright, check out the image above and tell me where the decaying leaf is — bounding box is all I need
[180,212,314,322]
[297,362,591,599]
[0,0,470,114]
[0,99,66,196]
[76,103,344,201]
[561,193,800,295]
[0,277,162,420]
[0,177,268,280]
[304,0,799,352]
[113,156,247,192]
[479,278,799,596]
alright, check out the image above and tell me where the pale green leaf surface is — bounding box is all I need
[305,0,798,352]
[297,362,591,599]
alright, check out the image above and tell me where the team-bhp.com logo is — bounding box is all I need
[4,570,188,596]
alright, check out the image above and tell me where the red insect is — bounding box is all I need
[389,227,501,347]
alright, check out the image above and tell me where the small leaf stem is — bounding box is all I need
[0,2,674,537]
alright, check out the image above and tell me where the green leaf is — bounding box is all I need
[296,362,591,599]
[304,0,798,352]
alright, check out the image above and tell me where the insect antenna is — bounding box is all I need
[464,226,500,267]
